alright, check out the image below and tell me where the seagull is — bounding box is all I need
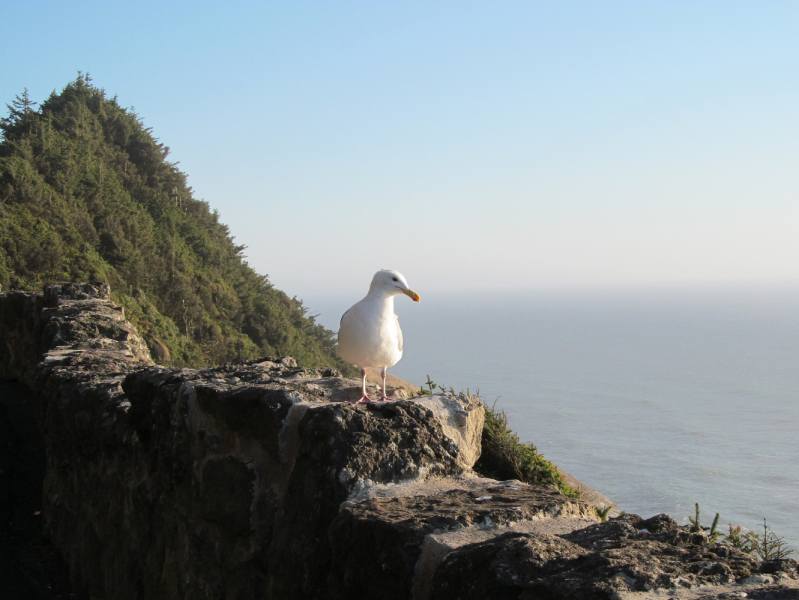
[337,270,420,403]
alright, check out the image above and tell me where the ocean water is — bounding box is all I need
[305,286,799,548]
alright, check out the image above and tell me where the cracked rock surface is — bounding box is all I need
[429,514,799,600]
[330,480,596,600]
[0,283,487,599]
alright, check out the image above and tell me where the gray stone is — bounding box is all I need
[412,394,484,470]
[201,457,256,534]
[427,514,788,600]
[328,479,596,600]
[0,284,495,599]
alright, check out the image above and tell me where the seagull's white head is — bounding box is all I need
[369,269,420,302]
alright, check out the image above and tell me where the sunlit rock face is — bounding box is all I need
[1,283,797,600]
[0,283,491,598]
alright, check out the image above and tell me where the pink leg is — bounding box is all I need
[380,367,393,402]
[347,368,375,404]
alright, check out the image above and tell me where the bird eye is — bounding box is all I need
[392,277,398,282]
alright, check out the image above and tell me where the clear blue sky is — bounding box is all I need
[3,1,798,299]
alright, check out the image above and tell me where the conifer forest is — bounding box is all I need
[0,75,353,372]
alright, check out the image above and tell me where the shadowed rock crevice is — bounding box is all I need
[0,379,89,599]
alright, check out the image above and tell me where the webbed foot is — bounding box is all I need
[348,394,375,404]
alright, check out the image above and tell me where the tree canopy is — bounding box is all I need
[0,74,353,372]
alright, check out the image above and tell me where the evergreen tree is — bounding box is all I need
[0,88,38,136]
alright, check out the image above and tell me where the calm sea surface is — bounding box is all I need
[306,286,799,547]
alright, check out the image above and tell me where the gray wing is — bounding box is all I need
[395,313,403,353]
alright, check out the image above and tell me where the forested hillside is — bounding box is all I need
[0,74,352,371]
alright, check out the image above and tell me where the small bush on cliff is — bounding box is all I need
[725,519,794,560]
[689,503,721,542]
[595,505,612,522]
[474,402,579,498]
[414,374,460,397]
[692,504,795,559]
[726,524,757,554]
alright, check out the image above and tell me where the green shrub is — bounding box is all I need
[689,503,721,542]
[474,402,579,498]
[595,505,612,522]
[725,519,795,560]
[693,504,795,559]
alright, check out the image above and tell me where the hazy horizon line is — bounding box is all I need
[295,279,799,302]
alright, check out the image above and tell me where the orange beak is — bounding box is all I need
[403,288,420,302]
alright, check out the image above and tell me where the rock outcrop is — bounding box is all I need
[430,513,799,599]
[0,283,797,599]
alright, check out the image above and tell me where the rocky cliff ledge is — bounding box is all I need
[0,283,797,600]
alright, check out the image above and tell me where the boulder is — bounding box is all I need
[429,514,799,600]
[330,478,596,600]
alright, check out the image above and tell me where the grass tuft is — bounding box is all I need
[474,402,580,498]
